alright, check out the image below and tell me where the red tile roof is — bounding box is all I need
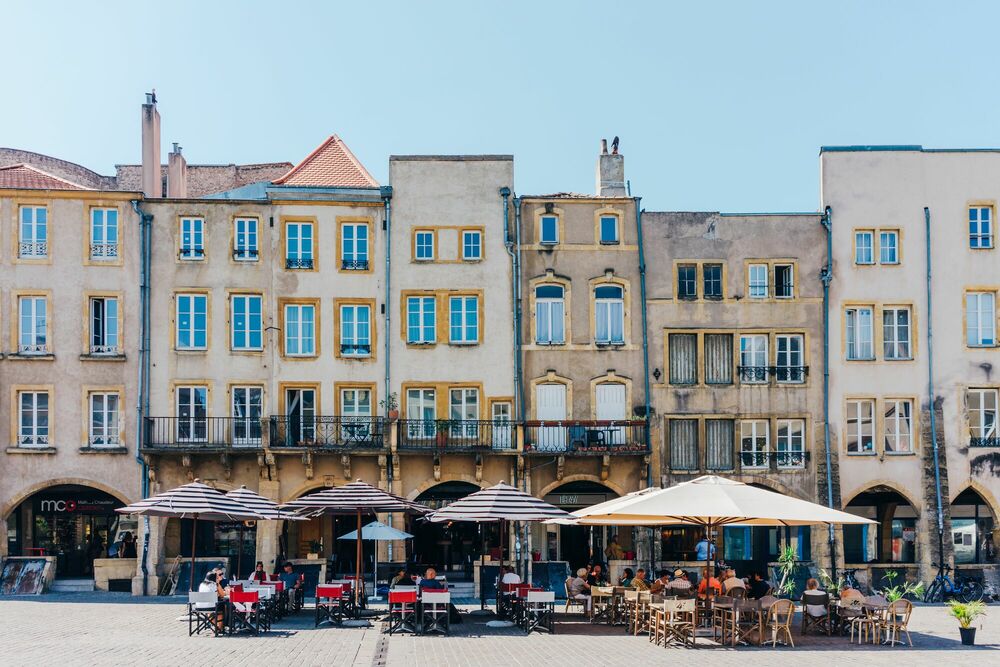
[273,135,378,188]
[0,163,89,190]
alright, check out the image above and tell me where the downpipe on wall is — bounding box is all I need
[381,186,393,561]
[130,199,152,596]
[634,198,656,574]
[925,207,946,565]
[820,207,835,575]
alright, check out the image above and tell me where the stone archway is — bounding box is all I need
[1,477,133,521]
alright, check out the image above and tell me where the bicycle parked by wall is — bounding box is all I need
[923,563,985,603]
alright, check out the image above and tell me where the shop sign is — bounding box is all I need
[543,493,609,507]
[33,496,118,514]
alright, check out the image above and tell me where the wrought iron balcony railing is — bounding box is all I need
[739,450,809,470]
[269,416,386,450]
[340,343,372,356]
[737,365,808,383]
[90,243,118,260]
[970,437,1000,448]
[179,247,205,259]
[89,344,118,355]
[285,257,314,269]
[233,248,259,260]
[17,343,49,355]
[341,258,369,271]
[398,419,516,452]
[523,420,648,455]
[18,241,47,258]
[143,417,264,450]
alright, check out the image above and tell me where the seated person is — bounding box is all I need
[803,578,828,617]
[418,567,446,592]
[390,568,416,588]
[605,536,625,561]
[587,563,608,587]
[566,567,592,611]
[249,561,269,583]
[500,565,522,585]
[279,561,305,609]
[213,566,230,589]
[723,568,746,594]
[648,569,672,595]
[618,567,634,587]
[668,569,692,592]
[748,572,772,600]
[697,567,722,599]
[197,572,226,631]
[630,568,650,591]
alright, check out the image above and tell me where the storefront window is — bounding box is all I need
[953,517,997,564]
[891,519,917,563]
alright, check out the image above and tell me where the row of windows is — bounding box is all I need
[413,229,483,262]
[13,294,119,356]
[16,389,120,448]
[844,398,915,454]
[667,417,806,471]
[666,331,806,386]
[16,206,120,262]
[538,213,622,246]
[674,261,795,301]
[533,283,625,345]
[853,229,899,266]
[844,305,912,360]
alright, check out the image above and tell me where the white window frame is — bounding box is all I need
[175,294,208,350]
[967,292,996,347]
[970,206,994,249]
[342,222,369,269]
[774,263,794,299]
[540,215,559,245]
[748,263,768,298]
[461,230,482,260]
[286,221,314,268]
[449,296,479,344]
[89,392,120,448]
[776,418,805,468]
[284,303,316,356]
[739,334,768,384]
[594,285,625,345]
[845,306,875,360]
[879,230,899,264]
[18,391,49,447]
[775,333,804,384]
[599,215,619,244]
[846,399,875,454]
[967,388,998,444]
[18,295,48,354]
[406,296,436,344]
[855,231,874,264]
[231,294,263,351]
[89,296,119,354]
[535,285,565,344]
[233,217,259,261]
[340,304,372,356]
[406,388,437,439]
[90,208,119,261]
[18,206,47,258]
[231,385,263,446]
[176,386,208,443]
[882,306,911,360]
[415,231,434,261]
[677,264,698,300]
[883,399,913,454]
[179,217,204,260]
[739,419,769,469]
[449,388,480,437]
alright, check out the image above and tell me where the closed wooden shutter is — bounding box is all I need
[669,334,698,385]
[669,419,699,470]
[704,334,733,385]
[706,419,734,470]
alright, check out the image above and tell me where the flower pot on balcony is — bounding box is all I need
[387,410,399,421]
[436,431,448,446]
[960,626,976,645]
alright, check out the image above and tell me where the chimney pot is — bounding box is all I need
[596,142,626,197]
[600,138,608,155]
[141,94,162,197]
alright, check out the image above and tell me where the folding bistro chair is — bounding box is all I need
[333,579,357,619]
[387,589,418,635]
[421,591,452,635]
[800,590,832,636]
[498,582,518,620]
[247,586,274,631]
[188,591,222,637]
[315,584,345,627]
[590,586,615,624]
[564,581,587,615]
[229,590,262,635]
[523,591,556,634]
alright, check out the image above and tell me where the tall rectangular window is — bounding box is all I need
[449,388,480,437]
[669,419,699,470]
[668,333,698,385]
[774,264,794,298]
[179,217,204,259]
[883,400,912,453]
[415,231,434,260]
[18,391,49,447]
[449,296,479,344]
[967,389,999,445]
[677,264,697,300]
[739,420,769,469]
[535,285,565,344]
[540,216,558,244]
[776,419,805,468]
[704,333,733,385]
[739,334,768,383]
[846,399,875,454]
[89,393,120,447]
[855,231,874,264]
[407,296,436,344]
[176,386,208,442]
[176,294,208,350]
[342,223,369,270]
[231,295,263,351]
[970,206,993,249]
[340,304,371,356]
[90,296,119,354]
[703,264,723,300]
[462,230,482,260]
[775,334,804,383]
[232,386,263,445]
[880,230,899,264]
[284,303,316,356]
[748,264,768,298]
[967,292,996,346]
[599,215,619,244]
[18,206,47,258]
[233,218,258,260]
[594,285,624,344]
[706,419,734,470]
[18,296,47,354]
[286,221,314,269]
[406,388,436,439]
[90,208,119,260]
[883,307,911,359]
[845,307,874,360]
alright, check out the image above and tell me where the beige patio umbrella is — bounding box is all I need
[561,475,876,595]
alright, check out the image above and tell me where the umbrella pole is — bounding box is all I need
[479,524,486,611]
[706,521,713,601]
[189,515,197,593]
[237,522,244,580]
[355,510,362,612]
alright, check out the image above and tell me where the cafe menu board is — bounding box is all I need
[1,558,48,595]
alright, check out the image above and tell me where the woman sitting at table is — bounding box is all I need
[697,567,722,598]
[249,561,268,584]
[390,568,416,588]
[566,567,592,611]
[803,578,829,618]
[198,572,227,631]
[618,567,634,587]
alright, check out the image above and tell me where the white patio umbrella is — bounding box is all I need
[225,485,306,578]
[564,475,876,596]
[337,520,413,599]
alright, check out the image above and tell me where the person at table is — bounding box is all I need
[279,561,304,608]
[119,531,137,559]
[648,569,672,595]
[390,568,416,588]
[566,567,592,611]
[249,561,268,584]
[697,567,722,598]
[419,567,446,592]
[587,563,608,586]
[618,567,634,587]
[748,572,771,599]
[500,565,521,585]
[695,532,716,562]
[198,572,227,631]
[213,566,231,588]
[668,569,692,593]
[605,535,625,561]
[803,578,828,617]
[722,568,746,594]
[630,568,650,591]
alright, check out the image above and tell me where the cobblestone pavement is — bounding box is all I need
[0,594,996,666]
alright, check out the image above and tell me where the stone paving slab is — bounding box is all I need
[0,594,996,666]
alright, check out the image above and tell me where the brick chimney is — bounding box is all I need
[596,137,626,197]
[167,143,188,198]
[141,92,161,198]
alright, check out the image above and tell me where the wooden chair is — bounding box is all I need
[651,599,696,647]
[728,585,747,599]
[800,590,832,636]
[590,586,615,623]
[710,595,734,641]
[764,598,795,647]
[849,595,888,645]
[564,581,587,615]
[632,591,652,635]
[623,589,639,629]
[884,599,913,647]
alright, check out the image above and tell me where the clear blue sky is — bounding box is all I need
[4,1,999,211]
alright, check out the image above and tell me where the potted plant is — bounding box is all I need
[307,540,322,560]
[380,393,399,421]
[877,569,925,604]
[775,545,799,598]
[948,599,987,646]
[435,420,454,447]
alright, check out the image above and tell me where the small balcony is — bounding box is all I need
[18,241,47,258]
[179,247,205,260]
[143,417,264,451]
[398,419,516,452]
[340,343,372,357]
[737,450,810,471]
[341,258,369,271]
[285,257,314,270]
[269,416,386,450]
[233,248,259,261]
[90,243,119,260]
[970,437,1000,448]
[523,420,648,456]
[737,365,808,383]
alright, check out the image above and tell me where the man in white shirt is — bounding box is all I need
[500,565,522,585]
[723,568,746,594]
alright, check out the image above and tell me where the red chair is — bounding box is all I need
[315,584,344,627]
[268,573,280,582]
[229,590,261,635]
[387,589,418,635]
[336,580,356,618]
[230,583,244,593]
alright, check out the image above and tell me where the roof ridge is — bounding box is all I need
[272,135,378,188]
[0,163,89,190]
[332,135,378,187]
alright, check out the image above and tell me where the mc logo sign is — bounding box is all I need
[39,499,77,513]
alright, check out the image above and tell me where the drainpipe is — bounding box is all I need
[130,199,152,595]
[381,186,393,562]
[820,207,836,576]
[925,206,946,566]
[512,196,526,420]
[634,199,652,488]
